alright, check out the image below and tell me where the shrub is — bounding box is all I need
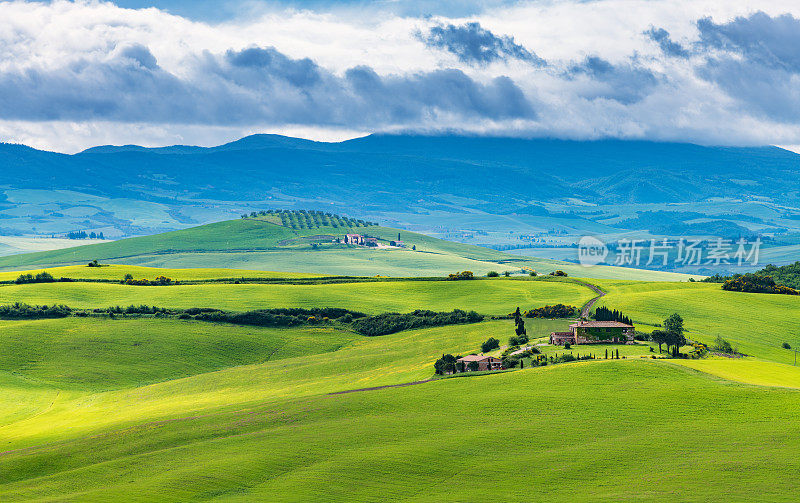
[783,342,792,349]
[712,335,734,354]
[0,302,71,319]
[487,271,499,277]
[564,342,571,349]
[434,354,458,375]
[524,304,577,318]
[481,337,501,353]
[509,334,529,347]
[352,309,483,337]
[15,271,55,284]
[549,270,568,277]
[529,271,538,277]
[503,271,511,277]
[722,274,798,295]
[448,271,474,280]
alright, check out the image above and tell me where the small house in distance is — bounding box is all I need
[344,234,364,245]
[549,320,635,345]
[457,355,503,371]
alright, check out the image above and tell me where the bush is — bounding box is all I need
[0,302,71,319]
[434,354,458,375]
[549,270,568,277]
[15,271,55,284]
[722,274,798,295]
[529,271,538,277]
[564,342,571,349]
[448,271,474,280]
[481,337,501,353]
[509,334,529,347]
[712,335,734,354]
[783,342,792,349]
[487,271,499,277]
[197,307,367,329]
[122,275,177,286]
[503,271,511,277]
[349,309,483,337]
[524,304,577,318]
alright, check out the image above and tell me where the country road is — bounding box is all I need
[576,280,606,318]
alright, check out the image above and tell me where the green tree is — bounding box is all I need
[651,329,667,353]
[663,313,686,355]
[481,337,500,353]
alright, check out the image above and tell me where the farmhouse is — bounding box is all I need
[457,355,503,371]
[363,237,378,247]
[344,234,364,245]
[549,320,635,345]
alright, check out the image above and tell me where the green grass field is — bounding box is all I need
[1,222,799,501]
[0,218,695,281]
[0,277,593,315]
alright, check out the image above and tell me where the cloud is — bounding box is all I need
[419,22,545,65]
[7,0,800,151]
[691,12,800,122]
[644,27,689,58]
[566,56,659,104]
[0,44,535,128]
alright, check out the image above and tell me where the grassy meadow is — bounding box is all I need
[0,276,593,315]
[1,224,799,501]
[0,218,695,281]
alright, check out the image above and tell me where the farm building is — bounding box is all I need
[549,320,635,345]
[457,355,503,371]
[344,234,364,245]
[364,237,378,247]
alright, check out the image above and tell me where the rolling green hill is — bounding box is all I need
[3,274,800,500]
[0,215,695,281]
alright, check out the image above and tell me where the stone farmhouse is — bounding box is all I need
[457,355,503,372]
[550,320,635,345]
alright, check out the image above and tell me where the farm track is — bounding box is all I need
[573,279,605,318]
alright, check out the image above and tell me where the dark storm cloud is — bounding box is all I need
[419,22,545,65]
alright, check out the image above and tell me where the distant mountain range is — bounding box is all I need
[4,134,800,206]
[1,133,800,272]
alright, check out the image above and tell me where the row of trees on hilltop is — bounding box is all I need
[241,209,377,230]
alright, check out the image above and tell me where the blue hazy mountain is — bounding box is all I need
[1,134,799,244]
[3,134,798,205]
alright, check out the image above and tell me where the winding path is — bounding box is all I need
[573,279,606,318]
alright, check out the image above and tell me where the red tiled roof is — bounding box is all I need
[570,321,633,328]
[551,332,573,336]
[457,355,499,362]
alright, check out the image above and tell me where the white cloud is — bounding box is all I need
[2,0,800,151]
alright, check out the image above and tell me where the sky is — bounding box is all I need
[3,0,800,152]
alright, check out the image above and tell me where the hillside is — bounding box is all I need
[3,267,800,500]
[0,214,694,280]
[1,135,800,263]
